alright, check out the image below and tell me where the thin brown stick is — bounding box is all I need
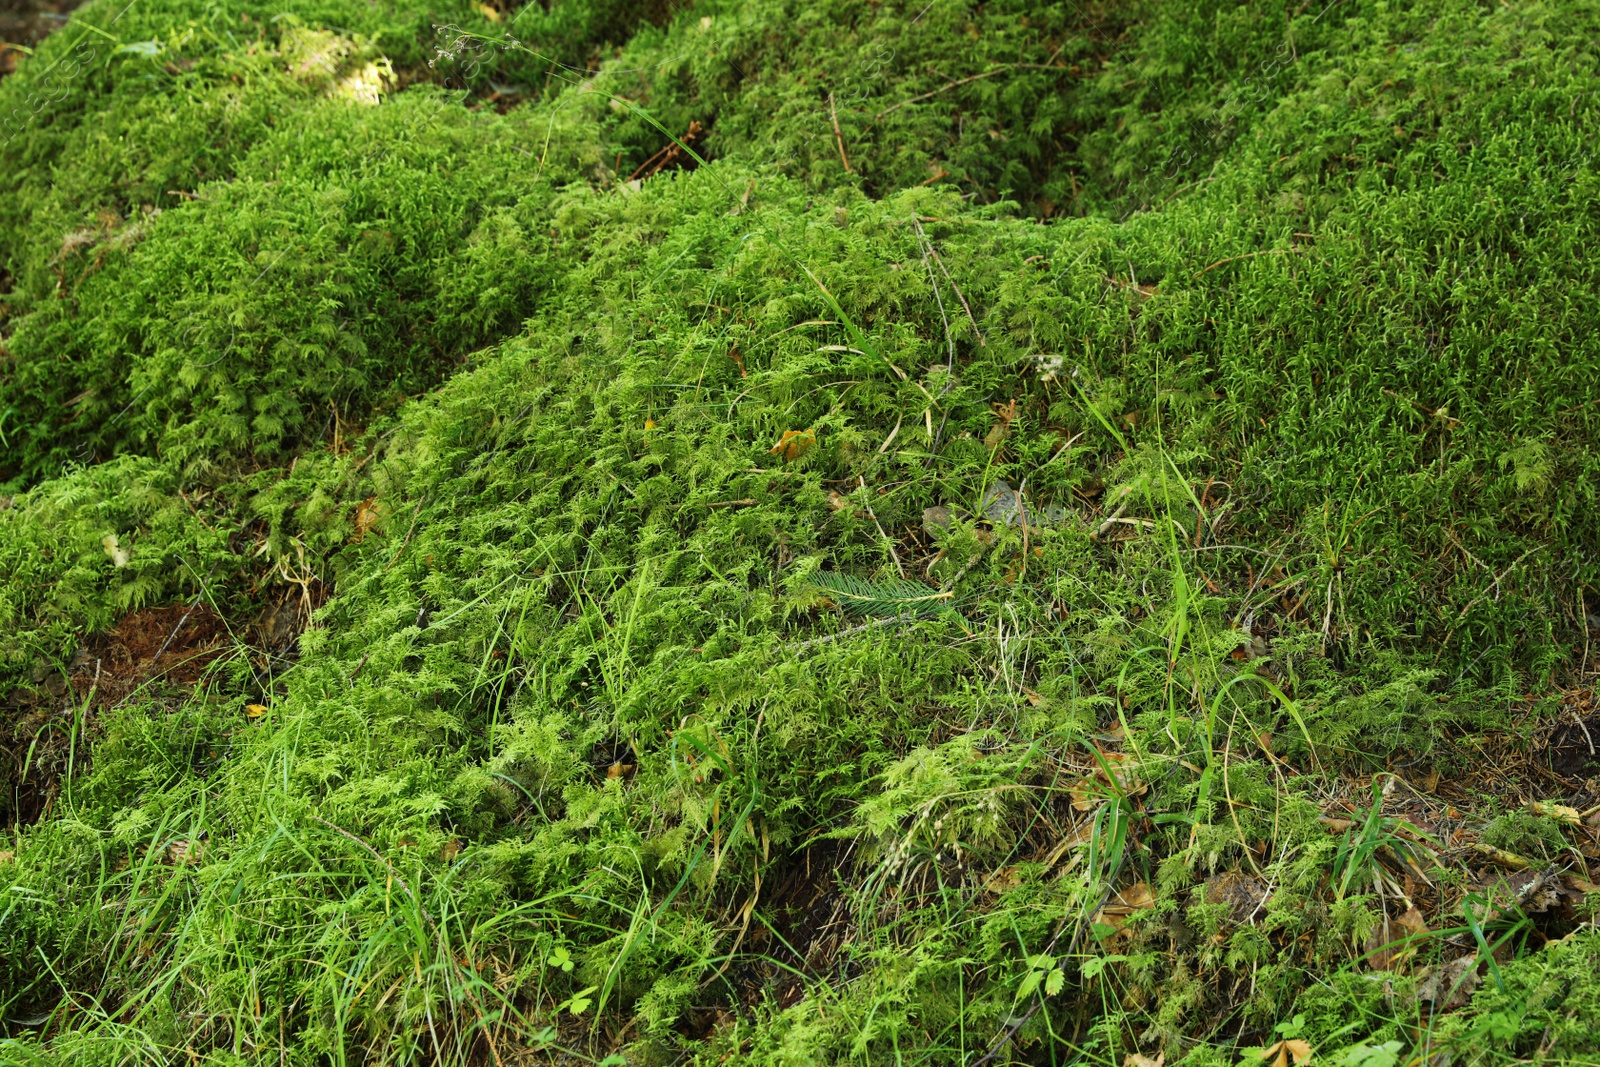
[1194,247,1298,278]
[860,474,906,578]
[150,594,203,669]
[829,91,852,173]
[382,499,427,572]
[875,44,1070,122]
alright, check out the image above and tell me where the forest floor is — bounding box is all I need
[3,0,1600,1064]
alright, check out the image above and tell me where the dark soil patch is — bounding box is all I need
[2,600,230,825]
[692,840,854,1032]
[1543,690,1600,780]
[0,0,85,77]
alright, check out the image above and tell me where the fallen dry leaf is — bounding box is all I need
[1366,905,1428,970]
[1417,956,1479,1011]
[167,839,203,864]
[1125,1054,1164,1067]
[1529,800,1582,825]
[1259,1039,1312,1067]
[983,866,1022,893]
[769,428,817,461]
[245,703,269,718]
[352,497,379,542]
[1070,750,1148,810]
[1095,881,1156,942]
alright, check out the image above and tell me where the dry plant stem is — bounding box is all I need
[783,614,906,655]
[307,814,434,925]
[1432,545,1545,664]
[1194,246,1300,278]
[383,498,428,572]
[829,91,852,173]
[911,215,983,348]
[860,474,907,578]
[1582,588,1591,679]
[1017,477,1030,581]
[914,218,955,371]
[911,218,963,452]
[149,593,203,670]
[875,44,1069,121]
[1572,708,1595,755]
[1090,484,1138,540]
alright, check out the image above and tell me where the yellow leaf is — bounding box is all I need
[769,428,817,462]
[644,418,657,430]
[246,704,268,718]
[476,2,501,21]
[1259,1039,1313,1067]
[1125,1055,1165,1067]
[1530,800,1582,825]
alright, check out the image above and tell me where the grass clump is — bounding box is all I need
[2,0,1600,1064]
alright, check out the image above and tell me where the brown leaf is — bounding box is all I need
[1259,1039,1313,1067]
[1096,881,1156,935]
[769,428,817,462]
[1070,750,1147,810]
[1115,882,1155,910]
[440,838,463,862]
[1563,873,1597,894]
[352,497,380,543]
[1417,956,1479,1011]
[983,866,1022,893]
[1367,905,1428,970]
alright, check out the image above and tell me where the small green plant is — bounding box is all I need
[1330,778,1440,902]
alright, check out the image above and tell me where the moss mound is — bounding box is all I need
[3,0,1600,1064]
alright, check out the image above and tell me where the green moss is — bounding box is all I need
[3,0,1600,1062]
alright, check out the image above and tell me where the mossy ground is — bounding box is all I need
[2,0,1600,1064]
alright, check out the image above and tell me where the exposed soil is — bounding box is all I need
[0,0,85,77]
[2,593,310,826]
